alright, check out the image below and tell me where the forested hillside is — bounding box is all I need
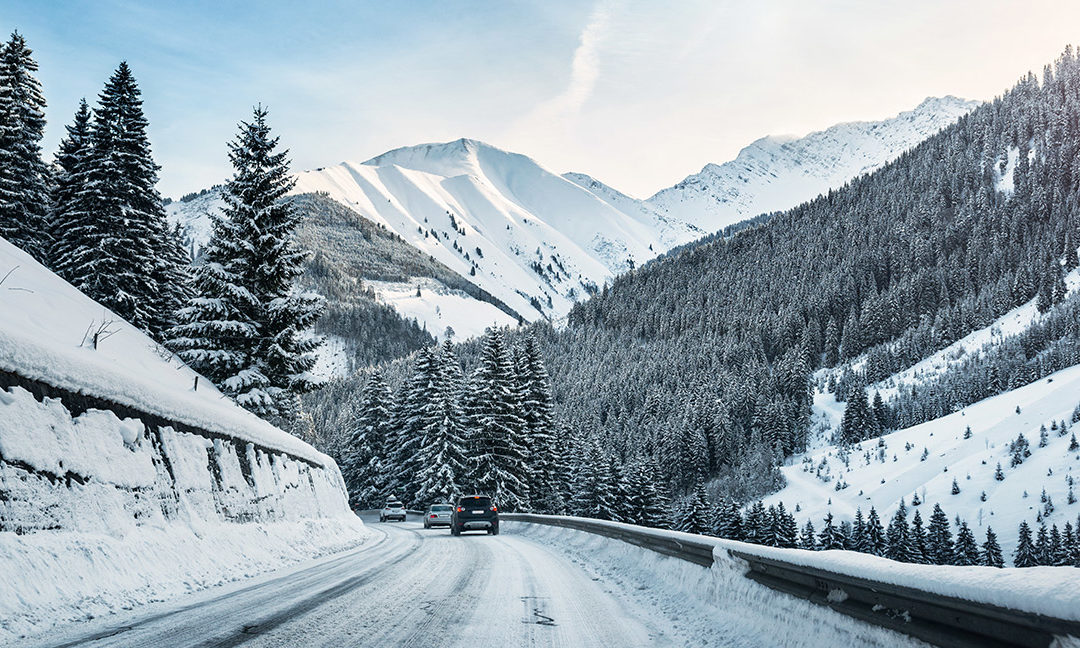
[537,47,1080,500]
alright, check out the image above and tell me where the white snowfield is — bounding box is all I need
[10,516,935,648]
[648,96,980,232]
[0,236,368,641]
[0,237,330,466]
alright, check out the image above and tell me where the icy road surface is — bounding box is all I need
[19,515,672,648]
[19,514,923,648]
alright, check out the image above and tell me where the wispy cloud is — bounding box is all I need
[524,0,620,125]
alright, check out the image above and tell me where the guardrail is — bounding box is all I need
[501,513,1080,648]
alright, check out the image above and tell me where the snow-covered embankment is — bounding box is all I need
[0,237,368,641]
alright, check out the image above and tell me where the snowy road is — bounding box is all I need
[22,515,689,648]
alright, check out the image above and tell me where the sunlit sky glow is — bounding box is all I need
[4,0,1080,198]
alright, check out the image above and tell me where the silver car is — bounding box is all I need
[423,503,453,528]
[379,501,406,522]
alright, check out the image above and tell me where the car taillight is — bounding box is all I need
[491,506,497,512]
[430,514,437,518]
[456,507,463,512]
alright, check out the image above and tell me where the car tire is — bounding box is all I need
[492,526,499,536]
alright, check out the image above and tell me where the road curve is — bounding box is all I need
[23,515,683,648]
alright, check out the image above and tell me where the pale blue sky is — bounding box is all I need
[4,1,1079,198]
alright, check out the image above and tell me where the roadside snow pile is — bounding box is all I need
[508,521,925,648]
[0,236,369,641]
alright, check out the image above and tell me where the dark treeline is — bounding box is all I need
[686,493,1080,569]
[525,47,1080,500]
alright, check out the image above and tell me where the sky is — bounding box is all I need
[4,0,1080,200]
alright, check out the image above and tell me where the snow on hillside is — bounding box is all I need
[293,138,686,325]
[648,96,980,232]
[0,237,329,465]
[365,277,517,341]
[768,254,1080,559]
[768,364,1080,560]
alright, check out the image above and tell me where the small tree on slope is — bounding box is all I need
[1013,521,1038,568]
[982,527,1004,568]
[168,106,322,419]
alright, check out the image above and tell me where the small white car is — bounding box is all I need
[379,501,406,522]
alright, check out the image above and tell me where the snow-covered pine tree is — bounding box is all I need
[742,500,767,545]
[909,509,929,564]
[675,481,712,535]
[55,63,181,336]
[840,384,875,444]
[463,329,529,510]
[714,497,744,540]
[774,501,798,548]
[885,500,912,562]
[927,504,954,565]
[48,98,91,270]
[952,522,980,566]
[392,346,440,504]
[342,370,394,509]
[865,507,886,556]
[515,334,560,513]
[411,349,469,506]
[981,527,1004,568]
[799,520,817,550]
[168,106,322,417]
[818,512,844,550]
[0,32,50,262]
[851,508,868,553]
[1013,521,1038,567]
[1034,523,1051,566]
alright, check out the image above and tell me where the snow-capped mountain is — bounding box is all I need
[168,97,976,345]
[647,96,980,232]
[292,138,698,324]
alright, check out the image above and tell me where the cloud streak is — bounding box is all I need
[525,0,619,124]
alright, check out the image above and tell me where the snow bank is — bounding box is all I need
[0,236,369,642]
[0,385,369,641]
[507,521,925,648]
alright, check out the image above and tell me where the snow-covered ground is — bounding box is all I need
[770,363,1080,559]
[364,277,518,341]
[648,96,979,232]
[0,236,368,642]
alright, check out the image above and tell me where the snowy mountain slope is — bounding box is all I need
[763,259,1080,559]
[293,138,688,324]
[648,96,980,231]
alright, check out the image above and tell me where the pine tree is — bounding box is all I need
[515,335,560,513]
[52,63,183,336]
[0,32,50,262]
[774,501,798,548]
[464,329,530,510]
[927,504,954,565]
[982,527,1004,568]
[676,481,713,535]
[909,509,929,563]
[340,370,393,508]
[412,345,470,506]
[391,347,440,504]
[168,106,322,418]
[799,520,817,550]
[885,500,913,562]
[714,497,744,540]
[1013,521,1038,567]
[743,500,767,544]
[851,508,868,553]
[953,522,980,566]
[818,512,844,550]
[1035,523,1051,566]
[865,506,886,556]
[48,98,91,268]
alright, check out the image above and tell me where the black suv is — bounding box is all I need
[450,495,499,535]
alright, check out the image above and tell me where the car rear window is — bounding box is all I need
[387,502,402,508]
[431,505,451,512]
[459,497,492,508]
